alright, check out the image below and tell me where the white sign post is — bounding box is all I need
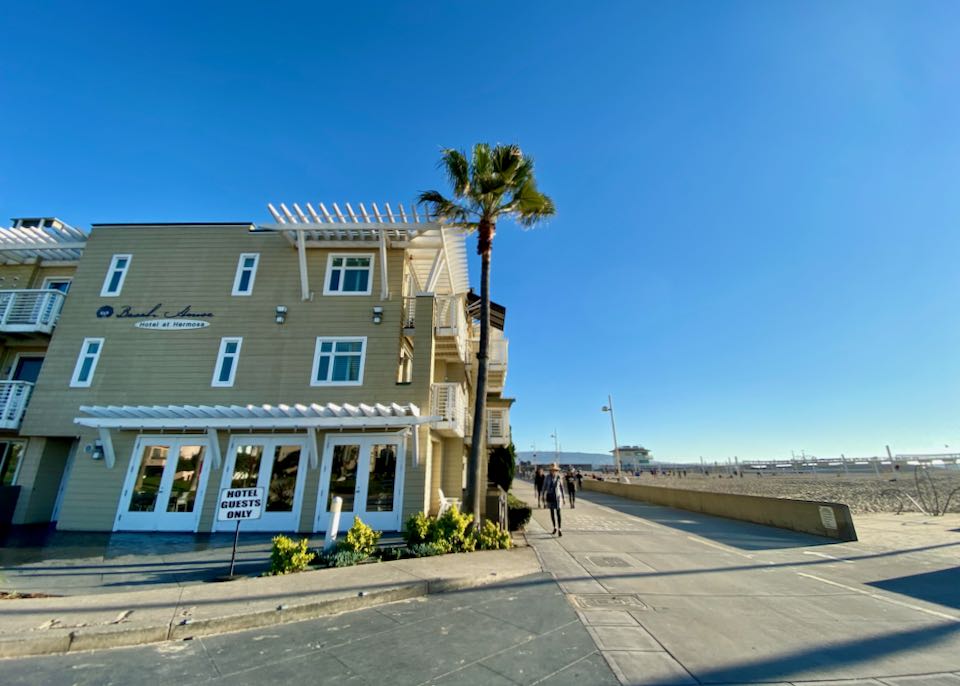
[217,487,264,578]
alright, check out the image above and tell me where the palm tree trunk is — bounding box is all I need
[466,218,494,527]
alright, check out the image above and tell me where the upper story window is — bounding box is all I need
[42,277,72,293]
[212,337,242,387]
[100,254,132,297]
[70,337,104,388]
[324,254,373,295]
[311,337,366,386]
[231,253,260,296]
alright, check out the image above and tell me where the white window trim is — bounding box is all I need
[70,337,104,388]
[310,336,367,386]
[231,253,260,296]
[212,337,242,387]
[323,253,375,296]
[41,276,73,292]
[100,254,132,297]
[8,352,44,381]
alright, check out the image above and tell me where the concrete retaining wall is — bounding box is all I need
[582,480,857,541]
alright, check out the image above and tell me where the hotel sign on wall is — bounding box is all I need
[96,304,214,330]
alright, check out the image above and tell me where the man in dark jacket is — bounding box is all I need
[534,467,545,508]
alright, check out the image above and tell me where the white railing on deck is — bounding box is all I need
[0,381,34,429]
[472,338,508,368]
[487,409,509,443]
[0,290,66,333]
[431,382,468,435]
[402,297,416,329]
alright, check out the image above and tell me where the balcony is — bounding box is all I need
[470,336,509,391]
[403,295,472,363]
[0,289,66,335]
[431,382,468,437]
[487,408,510,446]
[0,381,34,430]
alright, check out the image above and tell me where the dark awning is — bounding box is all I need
[466,291,506,330]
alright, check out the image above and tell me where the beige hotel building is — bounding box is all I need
[0,204,513,534]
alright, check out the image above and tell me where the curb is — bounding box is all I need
[0,570,531,659]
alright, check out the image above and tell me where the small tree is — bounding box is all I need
[488,442,517,492]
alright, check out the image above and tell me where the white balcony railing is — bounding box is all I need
[0,289,66,334]
[487,408,509,445]
[471,337,508,368]
[0,381,34,429]
[431,382,468,437]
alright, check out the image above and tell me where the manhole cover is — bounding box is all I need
[571,594,647,609]
[587,555,631,568]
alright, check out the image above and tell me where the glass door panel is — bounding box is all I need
[328,444,360,512]
[165,445,205,513]
[129,446,168,513]
[231,445,263,488]
[267,445,301,512]
[365,444,397,512]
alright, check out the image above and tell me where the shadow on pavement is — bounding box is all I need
[688,618,960,683]
[868,566,960,611]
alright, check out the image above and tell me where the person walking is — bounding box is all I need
[534,467,545,508]
[565,469,577,508]
[544,463,566,535]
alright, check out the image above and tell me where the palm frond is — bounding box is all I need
[439,148,470,197]
[417,190,473,225]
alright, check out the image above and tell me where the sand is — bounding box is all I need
[608,469,960,514]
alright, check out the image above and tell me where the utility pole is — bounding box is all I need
[601,395,622,480]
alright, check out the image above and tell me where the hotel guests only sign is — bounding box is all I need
[217,487,265,521]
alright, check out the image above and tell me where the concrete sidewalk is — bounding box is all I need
[0,547,540,659]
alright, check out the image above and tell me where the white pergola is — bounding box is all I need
[0,219,87,265]
[261,202,469,300]
[75,402,438,470]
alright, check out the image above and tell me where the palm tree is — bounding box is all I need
[419,144,555,526]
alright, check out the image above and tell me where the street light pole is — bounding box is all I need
[601,395,622,480]
[550,430,559,463]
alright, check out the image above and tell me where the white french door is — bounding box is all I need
[214,435,308,532]
[115,436,211,532]
[315,434,405,532]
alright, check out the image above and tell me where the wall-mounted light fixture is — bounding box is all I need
[275,305,288,325]
[372,306,383,325]
[86,440,104,460]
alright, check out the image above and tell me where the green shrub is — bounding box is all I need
[268,535,316,575]
[432,505,475,552]
[408,541,450,557]
[477,520,512,550]
[488,443,517,492]
[403,511,431,545]
[338,516,381,557]
[328,549,369,567]
[506,494,532,532]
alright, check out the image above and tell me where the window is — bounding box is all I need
[100,254,132,296]
[42,277,72,293]
[324,254,374,295]
[0,441,25,486]
[311,337,366,385]
[212,337,242,387]
[70,338,104,387]
[231,253,260,296]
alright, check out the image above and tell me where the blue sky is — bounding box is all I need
[2,2,959,461]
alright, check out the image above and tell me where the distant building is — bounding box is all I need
[613,445,652,469]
